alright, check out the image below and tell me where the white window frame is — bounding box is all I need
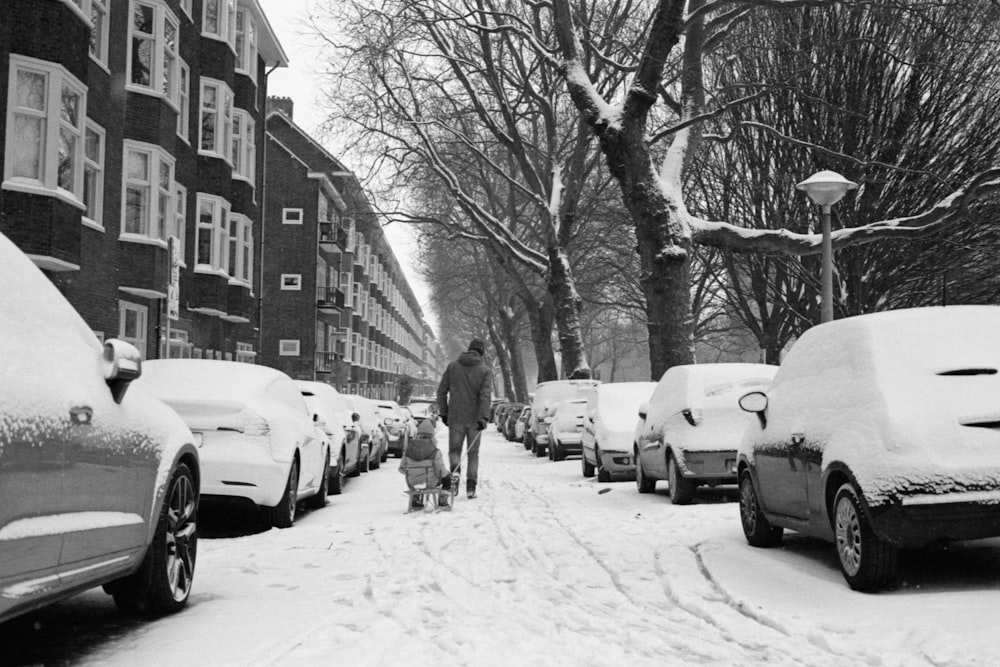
[279,339,301,356]
[202,0,237,50]
[195,193,231,274]
[228,213,253,286]
[281,274,302,291]
[3,56,88,209]
[199,78,234,161]
[236,341,256,363]
[282,208,303,225]
[178,0,191,19]
[121,140,174,244]
[160,328,192,359]
[118,301,149,358]
[83,120,105,230]
[174,183,187,266]
[235,8,258,82]
[177,60,190,142]
[127,0,180,107]
[231,109,255,184]
[90,0,111,70]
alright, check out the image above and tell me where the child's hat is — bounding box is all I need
[417,419,436,436]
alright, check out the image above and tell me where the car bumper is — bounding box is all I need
[196,434,288,507]
[676,449,738,482]
[871,490,1000,548]
[598,450,636,475]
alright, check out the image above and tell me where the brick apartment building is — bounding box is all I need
[1,0,285,361]
[261,98,443,399]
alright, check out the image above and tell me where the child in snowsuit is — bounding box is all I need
[399,418,451,510]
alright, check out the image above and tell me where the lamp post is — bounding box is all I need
[796,170,858,323]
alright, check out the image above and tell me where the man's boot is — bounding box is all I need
[467,479,477,499]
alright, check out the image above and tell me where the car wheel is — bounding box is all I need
[523,433,533,451]
[306,453,330,510]
[534,439,546,458]
[371,448,382,470]
[360,448,371,473]
[834,483,898,592]
[267,459,299,529]
[739,470,783,547]
[596,446,611,483]
[667,453,696,505]
[581,451,595,477]
[109,463,197,614]
[329,449,345,495]
[636,449,655,493]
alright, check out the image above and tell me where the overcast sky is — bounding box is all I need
[262,0,437,332]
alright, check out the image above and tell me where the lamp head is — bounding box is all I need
[796,170,858,207]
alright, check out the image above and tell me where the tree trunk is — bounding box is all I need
[547,246,592,380]
[498,305,529,402]
[487,321,516,400]
[524,292,559,383]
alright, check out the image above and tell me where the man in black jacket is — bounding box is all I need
[436,338,493,498]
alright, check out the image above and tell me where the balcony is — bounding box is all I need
[318,223,349,251]
[315,350,340,373]
[317,286,346,311]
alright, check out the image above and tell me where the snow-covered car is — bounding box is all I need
[547,399,588,461]
[737,306,1000,592]
[526,380,601,457]
[407,398,438,429]
[378,399,417,458]
[515,407,531,445]
[343,395,387,470]
[501,403,526,440]
[635,363,777,504]
[297,381,364,495]
[581,381,657,482]
[137,360,329,528]
[0,231,199,623]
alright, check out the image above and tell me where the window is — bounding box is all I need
[178,0,191,18]
[202,0,237,48]
[195,194,231,273]
[83,121,105,229]
[177,61,190,141]
[122,141,174,242]
[279,339,300,356]
[4,56,88,206]
[90,0,110,67]
[235,9,257,80]
[236,341,256,363]
[174,183,187,265]
[229,214,253,285]
[199,78,233,159]
[281,274,302,291]
[160,329,191,359]
[128,1,180,105]
[118,301,148,357]
[282,208,303,225]
[231,109,255,183]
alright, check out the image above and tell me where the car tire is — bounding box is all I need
[739,470,783,547]
[371,448,381,470]
[534,439,546,458]
[109,462,197,614]
[267,459,299,529]
[306,453,330,510]
[360,449,371,474]
[596,446,611,483]
[523,433,533,451]
[636,449,655,494]
[834,483,898,592]
[329,449,345,495]
[667,452,696,505]
[581,451,595,477]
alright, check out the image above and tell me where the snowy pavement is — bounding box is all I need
[4,428,1000,666]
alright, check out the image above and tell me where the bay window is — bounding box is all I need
[122,141,174,241]
[199,78,233,160]
[228,214,253,285]
[128,0,180,105]
[202,0,237,49]
[231,109,255,183]
[195,194,231,273]
[235,9,258,80]
[83,121,105,228]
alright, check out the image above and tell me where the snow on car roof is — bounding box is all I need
[595,382,657,431]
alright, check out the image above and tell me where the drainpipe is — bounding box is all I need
[257,62,280,361]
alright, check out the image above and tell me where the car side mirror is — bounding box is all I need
[638,402,648,421]
[103,339,142,403]
[739,391,769,428]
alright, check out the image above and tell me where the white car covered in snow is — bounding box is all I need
[526,379,601,457]
[546,399,588,461]
[581,381,657,482]
[137,360,329,528]
[738,306,1000,592]
[0,232,199,623]
[297,380,363,495]
[635,363,777,504]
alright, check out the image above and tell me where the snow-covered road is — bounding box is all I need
[4,428,1000,666]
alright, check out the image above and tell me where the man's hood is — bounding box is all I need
[458,351,484,366]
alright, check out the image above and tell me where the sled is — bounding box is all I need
[401,458,453,513]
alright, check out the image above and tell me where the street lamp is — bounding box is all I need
[796,170,858,323]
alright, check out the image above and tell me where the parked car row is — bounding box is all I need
[0,224,407,626]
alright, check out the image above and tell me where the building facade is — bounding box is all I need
[261,98,440,399]
[1,0,286,361]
